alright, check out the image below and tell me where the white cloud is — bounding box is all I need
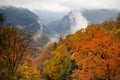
[69,11,88,33]
[0,0,120,12]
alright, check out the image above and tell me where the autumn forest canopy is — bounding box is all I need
[0,13,120,80]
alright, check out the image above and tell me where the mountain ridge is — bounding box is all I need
[0,6,46,33]
[46,9,119,35]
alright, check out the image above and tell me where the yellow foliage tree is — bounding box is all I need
[43,44,72,80]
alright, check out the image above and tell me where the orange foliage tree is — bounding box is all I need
[71,26,120,80]
[0,26,26,80]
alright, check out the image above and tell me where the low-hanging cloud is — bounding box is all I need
[33,19,44,41]
[69,10,88,33]
[0,0,120,44]
[0,0,120,12]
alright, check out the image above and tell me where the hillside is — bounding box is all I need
[37,15,120,80]
[0,6,44,32]
[0,12,120,80]
[0,0,120,79]
[46,9,119,35]
[0,6,49,57]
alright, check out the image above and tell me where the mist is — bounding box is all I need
[69,10,88,33]
[44,10,89,44]
[33,19,44,41]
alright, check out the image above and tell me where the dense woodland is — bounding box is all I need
[0,13,120,80]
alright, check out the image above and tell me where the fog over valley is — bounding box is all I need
[0,1,120,80]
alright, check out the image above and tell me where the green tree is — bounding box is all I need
[115,14,120,38]
[0,13,4,26]
[116,14,120,29]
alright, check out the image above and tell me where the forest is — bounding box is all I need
[0,13,120,80]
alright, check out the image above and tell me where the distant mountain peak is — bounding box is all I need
[0,6,46,33]
[47,9,119,36]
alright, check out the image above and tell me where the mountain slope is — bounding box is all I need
[33,10,65,25]
[47,9,119,35]
[0,6,49,56]
[47,11,88,35]
[0,6,45,32]
[83,9,119,24]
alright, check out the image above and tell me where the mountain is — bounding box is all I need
[0,6,46,32]
[47,9,119,35]
[46,11,87,35]
[0,6,49,57]
[33,10,65,25]
[83,9,119,24]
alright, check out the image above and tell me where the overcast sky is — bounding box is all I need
[0,0,120,12]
